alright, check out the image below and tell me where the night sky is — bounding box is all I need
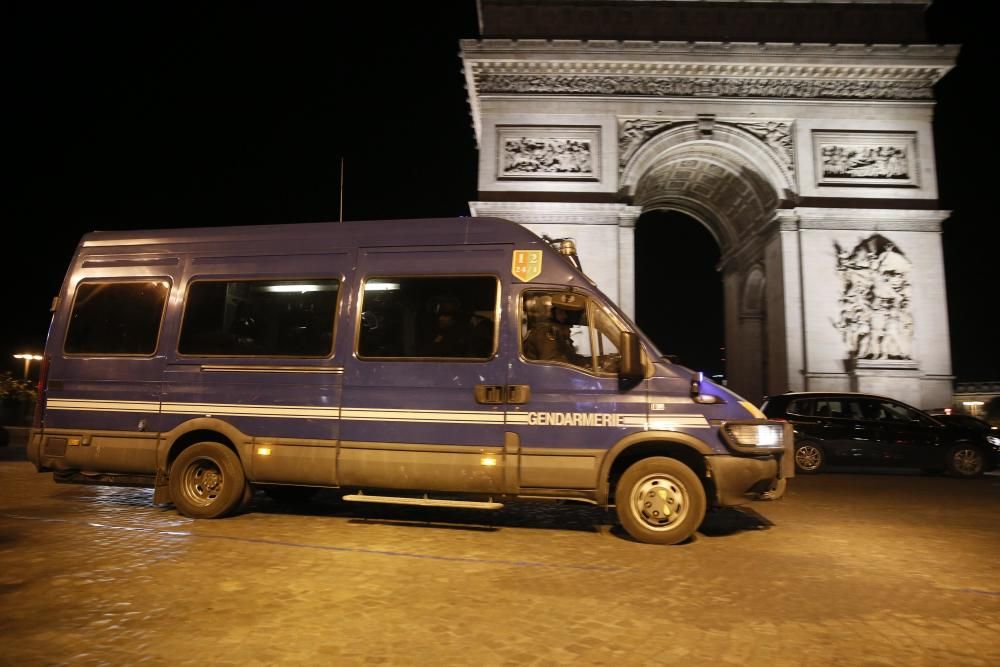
[7,1,996,383]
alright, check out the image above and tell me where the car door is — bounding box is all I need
[505,286,646,491]
[812,397,882,464]
[46,275,172,474]
[338,246,510,494]
[162,252,350,486]
[871,399,941,467]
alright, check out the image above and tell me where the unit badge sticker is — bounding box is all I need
[512,250,543,282]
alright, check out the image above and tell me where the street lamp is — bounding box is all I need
[13,354,43,380]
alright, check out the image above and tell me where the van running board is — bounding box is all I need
[342,493,503,510]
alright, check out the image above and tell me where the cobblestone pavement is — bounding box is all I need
[1,454,998,666]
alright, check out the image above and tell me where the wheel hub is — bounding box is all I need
[796,446,821,470]
[634,476,685,529]
[952,448,982,476]
[190,462,223,501]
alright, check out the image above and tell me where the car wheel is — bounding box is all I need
[793,441,825,474]
[615,457,706,545]
[169,442,249,519]
[946,444,985,478]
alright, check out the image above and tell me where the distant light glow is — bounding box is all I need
[264,284,334,293]
[365,282,401,292]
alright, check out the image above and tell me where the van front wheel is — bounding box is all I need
[615,457,706,545]
[170,442,249,519]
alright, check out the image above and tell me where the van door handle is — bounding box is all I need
[505,385,531,404]
[475,385,506,404]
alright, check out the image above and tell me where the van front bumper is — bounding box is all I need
[706,454,781,506]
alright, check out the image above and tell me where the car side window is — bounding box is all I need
[843,400,866,420]
[520,290,624,375]
[814,399,840,418]
[857,399,883,421]
[65,280,170,356]
[358,276,498,360]
[876,401,923,423]
[787,398,813,416]
[179,279,339,357]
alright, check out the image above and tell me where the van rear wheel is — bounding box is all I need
[170,442,249,519]
[615,457,706,545]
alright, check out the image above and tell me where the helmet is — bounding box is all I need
[552,292,585,311]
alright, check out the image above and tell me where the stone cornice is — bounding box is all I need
[469,201,630,225]
[461,39,958,67]
[790,207,950,231]
[467,62,950,97]
[460,40,956,142]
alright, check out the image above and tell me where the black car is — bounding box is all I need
[926,412,998,434]
[760,392,1000,477]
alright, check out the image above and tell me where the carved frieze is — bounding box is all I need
[814,131,916,186]
[618,119,673,167]
[618,118,795,177]
[497,126,599,180]
[833,234,913,361]
[737,122,794,171]
[475,73,935,101]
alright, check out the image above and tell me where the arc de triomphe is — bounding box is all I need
[461,0,958,407]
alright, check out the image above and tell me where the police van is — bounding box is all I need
[27,217,791,544]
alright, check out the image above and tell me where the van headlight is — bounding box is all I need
[721,421,786,453]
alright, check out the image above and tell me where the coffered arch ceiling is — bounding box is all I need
[628,130,784,253]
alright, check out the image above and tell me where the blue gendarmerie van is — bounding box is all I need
[28,217,792,544]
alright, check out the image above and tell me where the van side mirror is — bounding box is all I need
[619,331,644,385]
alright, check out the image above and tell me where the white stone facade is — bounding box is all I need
[462,39,958,408]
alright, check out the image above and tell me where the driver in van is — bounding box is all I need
[524,292,587,366]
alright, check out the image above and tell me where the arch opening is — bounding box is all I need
[635,210,725,380]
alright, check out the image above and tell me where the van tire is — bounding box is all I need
[615,457,706,545]
[169,442,249,519]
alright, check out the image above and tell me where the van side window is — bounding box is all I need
[521,290,624,374]
[178,279,339,357]
[358,276,498,360]
[64,281,169,355]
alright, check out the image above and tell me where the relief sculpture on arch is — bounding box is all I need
[833,234,914,362]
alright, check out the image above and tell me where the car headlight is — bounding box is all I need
[722,422,786,452]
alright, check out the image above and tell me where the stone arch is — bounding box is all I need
[620,123,791,253]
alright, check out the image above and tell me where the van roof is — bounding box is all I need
[78,217,544,250]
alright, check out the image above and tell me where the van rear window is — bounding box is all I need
[179,279,339,357]
[64,281,170,355]
[358,276,497,360]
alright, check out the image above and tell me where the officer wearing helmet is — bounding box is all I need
[524,292,587,366]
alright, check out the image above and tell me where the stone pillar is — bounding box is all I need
[468,201,631,309]
[788,207,952,408]
[617,207,642,320]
